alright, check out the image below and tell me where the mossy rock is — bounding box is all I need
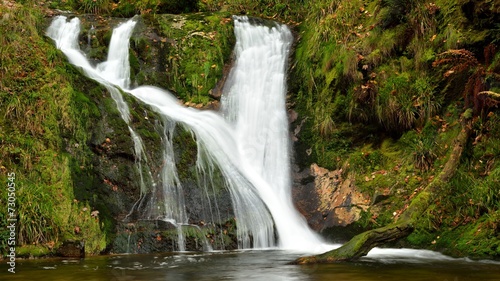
[16,245,52,258]
[145,12,235,103]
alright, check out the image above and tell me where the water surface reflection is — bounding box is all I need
[3,250,499,281]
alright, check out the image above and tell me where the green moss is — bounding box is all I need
[0,2,108,256]
[147,12,234,103]
[16,245,51,258]
[406,228,435,247]
[348,147,385,174]
[421,213,500,258]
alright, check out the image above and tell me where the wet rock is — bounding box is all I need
[112,219,238,253]
[292,165,323,231]
[210,62,234,100]
[45,13,245,254]
[57,240,85,258]
[291,117,308,142]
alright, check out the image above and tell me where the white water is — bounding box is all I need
[47,17,156,223]
[220,16,326,250]
[47,17,192,251]
[46,15,500,262]
[47,15,330,253]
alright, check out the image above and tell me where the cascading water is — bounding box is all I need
[48,15,329,253]
[46,17,149,197]
[47,16,189,251]
[221,17,325,250]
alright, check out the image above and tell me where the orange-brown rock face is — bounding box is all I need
[293,163,370,232]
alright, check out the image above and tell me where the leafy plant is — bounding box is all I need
[412,138,437,171]
[400,128,438,171]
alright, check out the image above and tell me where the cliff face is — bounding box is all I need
[1,0,499,258]
[292,162,371,242]
[0,2,238,256]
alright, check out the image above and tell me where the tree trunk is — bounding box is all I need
[292,118,472,264]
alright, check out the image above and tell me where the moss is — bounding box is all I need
[348,147,386,174]
[16,245,52,258]
[408,213,500,259]
[0,2,108,256]
[142,12,234,103]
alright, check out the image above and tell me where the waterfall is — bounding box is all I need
[47,17,155,221]
[46,17,189,250]
[221,16,323,249]
[48,15,328,253]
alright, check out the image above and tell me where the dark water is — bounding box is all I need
[2,250,500,281]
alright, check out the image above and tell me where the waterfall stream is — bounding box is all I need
[48,15,329,253]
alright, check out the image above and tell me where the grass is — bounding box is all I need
[0,1,107,256]
[1,0,498,259]
[79,0,110,14]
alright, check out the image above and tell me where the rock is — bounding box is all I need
[112,219,238,253]
[293,163,370,233]
[291,117,308,142]
[202,100,220,110]
[288,109,298,123]
[56,240,85,258]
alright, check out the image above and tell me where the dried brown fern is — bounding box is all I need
[478,91,500,109]
[433,46,499,117]
[484,44,497,66]
[432,49,479,77]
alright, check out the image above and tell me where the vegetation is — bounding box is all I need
[1,0,499,260]
[288,0,500,261]
[0,1,107,256]
[149,12,235,103]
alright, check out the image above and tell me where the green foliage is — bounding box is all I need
[400,124,439,171]
[348,69,440,133]
[380,0,416,28]
[152,12,234,103]
[0,3,106,256]
[78,0,110,14]
[48,0,77,10]
[197,0,222,12]
[110,1,137,18]
[214,0,305,22]
[157,0,198,13]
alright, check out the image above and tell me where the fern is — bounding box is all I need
[433,45,499,117]
[432,49,479,77]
